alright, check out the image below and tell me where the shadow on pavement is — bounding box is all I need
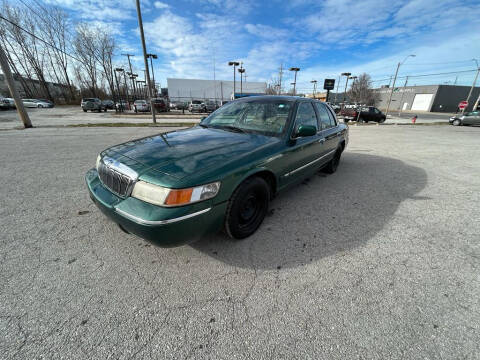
[192,153,428,270]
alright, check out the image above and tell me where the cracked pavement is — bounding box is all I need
[0,125,479,359]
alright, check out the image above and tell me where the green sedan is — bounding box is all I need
[86,96,349,246]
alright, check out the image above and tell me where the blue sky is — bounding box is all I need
[44,0,480,91]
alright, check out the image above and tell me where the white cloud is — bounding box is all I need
[244,24,289,39]
[154,1,169,9]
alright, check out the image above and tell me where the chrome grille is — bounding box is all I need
[98,161,135,198]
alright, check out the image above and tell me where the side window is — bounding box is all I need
[314,102,333,129]
[294,102,317,130]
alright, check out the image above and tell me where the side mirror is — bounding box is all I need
[295,124,316,137]
[201,116,206,121]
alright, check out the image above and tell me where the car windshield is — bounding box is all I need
[201,99,293,137]
[192,100,202,104]
[84,98,95,102]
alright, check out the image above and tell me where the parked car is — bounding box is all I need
[449,111,480,126]
[2,98,15,109]
[152,98,169,112]
[115,100,129,111]
[134,100,151,112]
[82,98,106,112]
[22,99,41,108]
[189,100,205,113]
[102,100,115,110]
[34,99,53,108]
[36,99,54,108]
[340,106,386,123]
[0,98,10,110]
[86,96,348,246]
[205,101,216,112]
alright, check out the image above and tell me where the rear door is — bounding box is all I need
[315,102,338,160]
[463,111,480,125]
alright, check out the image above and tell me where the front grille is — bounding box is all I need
[98,161,134,198]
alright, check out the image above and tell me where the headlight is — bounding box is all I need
[96,155,101,170]
[131,181,221,207]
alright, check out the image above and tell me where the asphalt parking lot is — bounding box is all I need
[1,125,479,359]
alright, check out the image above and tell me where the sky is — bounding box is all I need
[42,0,480,92]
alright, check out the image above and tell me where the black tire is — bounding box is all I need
[453,119,461,126]
[323,148,342,174]
[379,117,386,123]
[83,109,87,112]
[225,177,270,239]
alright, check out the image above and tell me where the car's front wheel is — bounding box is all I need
[225,177,270,239]
[453,119,462,126]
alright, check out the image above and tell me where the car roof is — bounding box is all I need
[233,95,312,103]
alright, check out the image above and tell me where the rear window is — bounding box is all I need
[83,98,95,102]
[192,100,202,104]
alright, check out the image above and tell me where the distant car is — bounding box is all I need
[36,99,54,108]
[340,106,386,123]
[115,100,129,111]
[152,98,169,112]
[82,98,106,112]
[34,99,53,108]
[189,100,205,113]
[134,100,151,112]
[102,100,115,110]
[0,98,10,110]
[22,99,41,108]
[2,98,15,109]
[449,111,480,126]
[205,101,216,112]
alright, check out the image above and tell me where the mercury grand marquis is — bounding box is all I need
[85,96,349,247]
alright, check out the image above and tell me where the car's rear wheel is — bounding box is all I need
[83,109,87,112]
[225,177,270,239]
[323,148,342,174]
[453,119,461,126]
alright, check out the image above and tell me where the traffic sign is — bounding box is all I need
[324,79,335,90]
[459,101,468,109]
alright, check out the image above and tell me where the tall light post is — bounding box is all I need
[464,58,479,114]
[289,67,300,95]
[341,72,351,106]
[334,74,341,104]
[238,66,245,97]
[146,53,158,96]
[228,61,240,99]
[310,80,317,98]
[114,68,124,112]
[348,76,357,103]
[385,54,415,117]
[136,0,156,124]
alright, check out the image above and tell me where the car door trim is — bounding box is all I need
[283,149,336,177]
[114,207,211,225]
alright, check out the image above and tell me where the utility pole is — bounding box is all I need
[220,81,223,102]
[278,63,284,95]
[463,59,479,114]
[0,44,32,128]
[334,75,341,104]
[135,0,156,123]
[385,54,415,117]
[228,61,239,99]
[341,72,351,105]
[310,80,317,98]
[238,66,245,97]
[398,76,409,116]
[122,54,137,101]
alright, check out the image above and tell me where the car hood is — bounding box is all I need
[102,127,278,182]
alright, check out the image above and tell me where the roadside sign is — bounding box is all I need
[324,79,335,90]
[458,101,468,109]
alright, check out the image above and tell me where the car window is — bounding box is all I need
[314,102,333,129]
[203,100,293,136]
[295,102,317,131]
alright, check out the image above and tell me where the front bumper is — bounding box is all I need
[85,169,227,247]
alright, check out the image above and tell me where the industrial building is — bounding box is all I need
[167,78,266,102]
[374,85,480,113]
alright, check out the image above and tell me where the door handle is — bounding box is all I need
[318,138,325,144]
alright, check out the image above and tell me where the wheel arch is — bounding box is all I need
[232,168,277,200]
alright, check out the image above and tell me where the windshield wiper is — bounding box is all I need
[219,125,246,133]
[198,123,209,128]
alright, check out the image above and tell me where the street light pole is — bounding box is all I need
[289,67,300,95]
[463,58,479,114]
[122,54,137,101]
[398,76,409,116]
[238,66,245,97]
[114,68,124,112]
[310,80,317,98]
[385,54,415,117]
[147,54,158,97]
[348,76,357,103]
[135,0,156,124]
[228,61,240,99]
[334,75,341,104]
[341,72,351,106]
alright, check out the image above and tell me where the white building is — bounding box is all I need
[167,78,266,102]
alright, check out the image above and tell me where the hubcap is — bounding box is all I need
[239,194,259,224]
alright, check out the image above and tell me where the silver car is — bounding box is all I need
[450,111,480,126]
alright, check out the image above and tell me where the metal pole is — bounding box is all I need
[334,75,340,104]
[293,71,297,95]
[0,44,32,128]
[149,56,156,97]
[114,71,123,112]
[385,62,400,118]
[463,65,479,114]
[233,64,236,99]
[123,71,129,107]
[135,0,156,123]
[343,76,349,103]
[472,92,480,112]
[122,54,137,100]
[398,76,409,116]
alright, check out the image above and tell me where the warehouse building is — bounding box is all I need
[374,84,480,113]
[167,78,266,102]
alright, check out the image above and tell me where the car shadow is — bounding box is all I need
[191,153,428,270]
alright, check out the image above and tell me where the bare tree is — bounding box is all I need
[347,73,378,105]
